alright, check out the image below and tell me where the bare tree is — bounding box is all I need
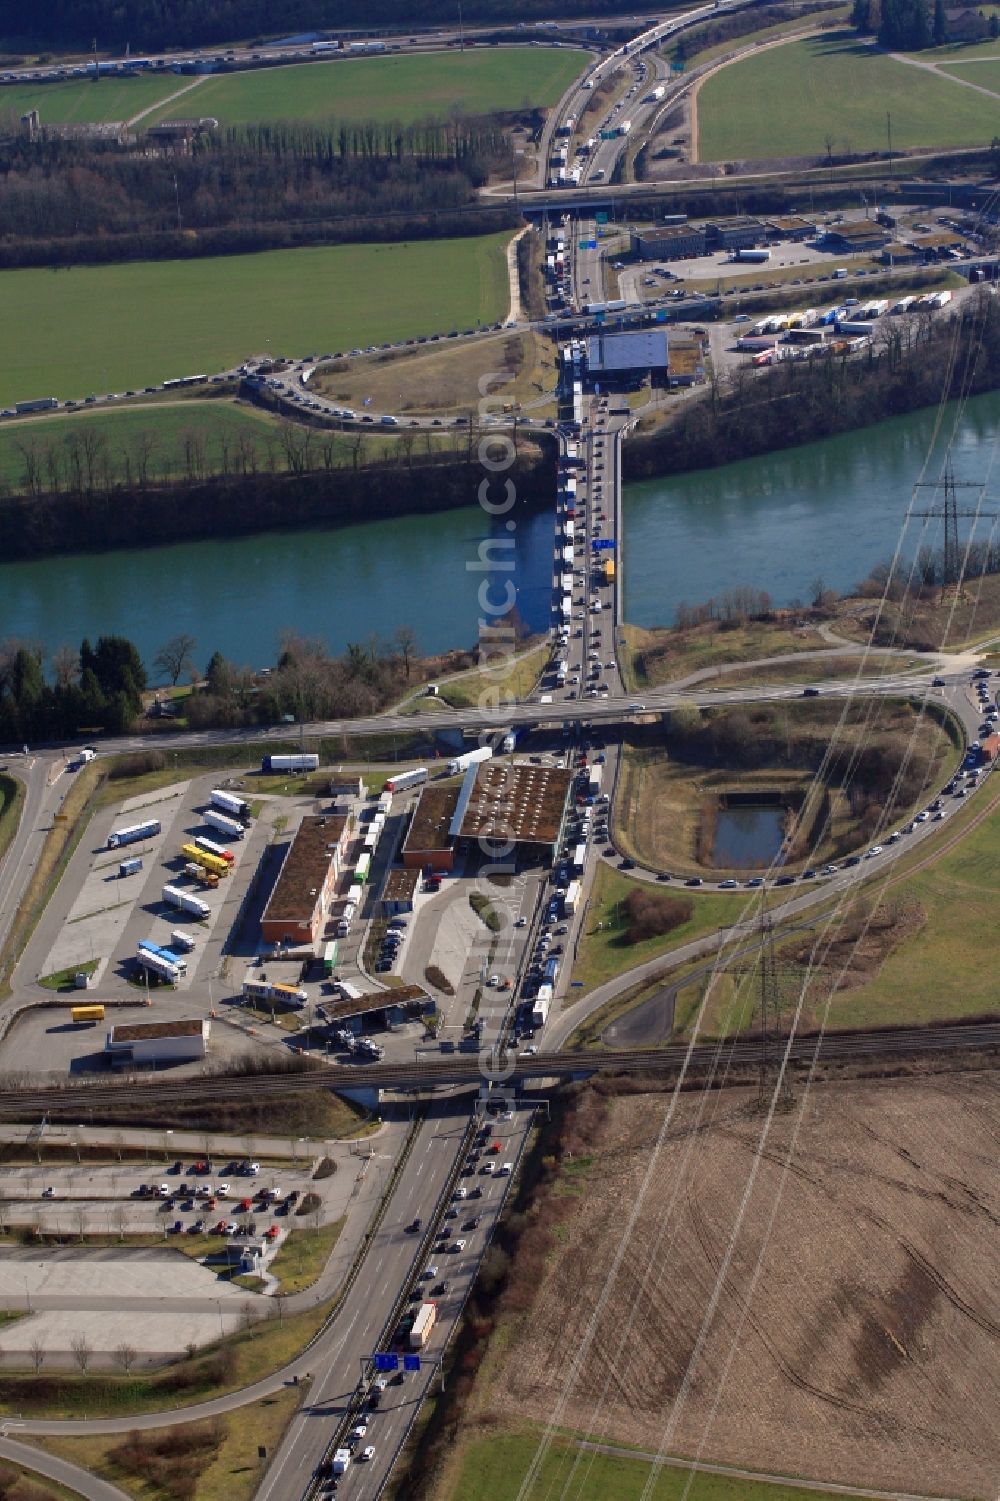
[51,644,80,689]
[393,625,418,681]
[114,1342,137,1375]
[29,1338,45,1375]
[153,634,197,687]
[74,1207,87,1243]
[71,1333,92,1374]
[240,1301,259,1333]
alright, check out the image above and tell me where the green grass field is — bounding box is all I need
[443,1430,861,1501]
[813,796,1000,1028]
[696,31,1000,160]
[142,48,589,129]
[571,863,750,995]
[684,8,849,68]
[0,233,512,406]
[941,58,1000,93]
[0,73,184,125]
[0,400,431,489]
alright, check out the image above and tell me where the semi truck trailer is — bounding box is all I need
[384,767,428,793]
[162,885,210,919]
[209,789,250,821]
[203,809,245,841]
[447,746,493,776]
[107,819,161,849]
[260,754,319,773]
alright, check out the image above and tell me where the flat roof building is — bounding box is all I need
[823,223,891,253]
[261,815,348,948]
[763,215,817,240]
[402,786,460,871]
[706,217,765,250]
[451,761,572,863]
[586,329,671,389]
[106,1018,209,1065]
[631,225,708,261]
[318,982,434,1029]
[382,866,419,914]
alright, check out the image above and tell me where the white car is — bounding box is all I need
[866,845,884,858]
[453,1186,468,1200]
[421,1264,438,1280]
[450,1239,467,1253]
[351,1423,368,1441]
[361,1446,375,1462]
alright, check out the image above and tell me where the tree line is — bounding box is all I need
[0,122,518,268]
[625,291,1000,484]
[850,0,998,49]
[0,623,446,745]
[8,0,680,52]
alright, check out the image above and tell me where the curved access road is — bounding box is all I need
[0,1435,131,1501]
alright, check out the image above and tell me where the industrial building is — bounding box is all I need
[381,867,419,915]
[631,224,707,261]
[822,223,891,254]
[105,1019,210,1066]
[318,982,434,1032]
[329,776,365,800]
[260,814,349,947]
[451,760,573,865]
[401,787,460,871]
[763,215,817,241]
[879,243,924,268]
[706,217,766,251]
[586,329,671,390]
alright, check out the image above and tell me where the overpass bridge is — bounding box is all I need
[0,1022,994,1120]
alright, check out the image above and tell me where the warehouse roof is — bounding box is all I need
[403,786,460,856]
[318,982,433,1023]
[453,761,572,847]
[383,867,419,901]
[109,1019,206,1042]
[262,815,347,925]
[587,329,670,375]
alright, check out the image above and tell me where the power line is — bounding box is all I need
[912,465,996,588]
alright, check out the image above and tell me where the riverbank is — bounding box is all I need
[0,446,555,564]
[624,286,1000,482]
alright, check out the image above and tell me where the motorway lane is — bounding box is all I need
[0,757,67,963]
[254,1104,469,1500]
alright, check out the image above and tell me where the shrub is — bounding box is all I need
[296,1191,321,1216]
[622,889,693,945]
[313,1156,337,1179]
[424,965,454,996]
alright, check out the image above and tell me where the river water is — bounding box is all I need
[623,389,1000,627]
[2,391,999,667]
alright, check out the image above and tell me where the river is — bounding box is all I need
[2,392,999,666]
[623,389,1000,627]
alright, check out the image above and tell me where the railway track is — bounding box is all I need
[0,1023,995,1119]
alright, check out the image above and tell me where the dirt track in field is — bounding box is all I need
[490,1073,999,1498]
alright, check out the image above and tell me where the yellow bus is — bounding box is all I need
[71,1004,105,1025]
[180,842,229,878]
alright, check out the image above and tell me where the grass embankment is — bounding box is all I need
[0,233,514,407]
[834,572,1000,652]
[682,6,849,68]
[142,48,589,130]
[0,74,182,125]
[267,1217,345,1295]
[313,329,558,418]
[437,643,549,710]
[571,864,750,995]
[0,761,104,999]
[0,1456,78,1501]
[695,30,1000,161]
[616,702,958,876]
[707,653,927,688]
[439,1429,866,1501]
[621,619,834,691]
[0,402,416,492]
[0,1295,328,1421]
[0,771,25,866]
[40,1386,301,1501]
[799,795,1000,1027]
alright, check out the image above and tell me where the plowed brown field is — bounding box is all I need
[489,1073,999,1498]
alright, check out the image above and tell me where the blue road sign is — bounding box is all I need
[655,309,668,321]
[403,1354,422,1371]
[595,212,608,224]
[373,1353,399,1371]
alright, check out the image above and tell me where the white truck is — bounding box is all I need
[209,788,250,821]
[332,1449,351,1476]
[162,884,210,919]
[447,746,493,776]
[170,929,197,952]
[203,809,245,841]
[563,879,581,916]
